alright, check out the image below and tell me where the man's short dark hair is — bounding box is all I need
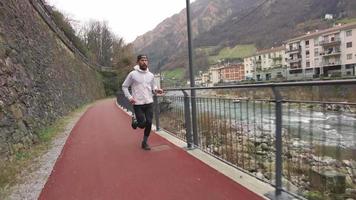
[137,54,148,61]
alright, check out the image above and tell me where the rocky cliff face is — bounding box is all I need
[0,0,105,158]
[132,0,356,73]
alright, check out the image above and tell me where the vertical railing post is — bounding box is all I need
[191,95,199,146]
[272,86,283,197]
[153,94,160,131]
[186,0,199,147]
[183,90,193,149]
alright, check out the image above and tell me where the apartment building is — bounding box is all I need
[285,22,356,80]
[154,74,161,89]
[243,57,254,80]
[194,63,244,86]
[244,46,286,81]
[220,63,245,82]
[208,66,222,86]
[194,66,222,86]
[195,71,209,86]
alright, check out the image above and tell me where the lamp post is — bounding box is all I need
[186,0,198,146]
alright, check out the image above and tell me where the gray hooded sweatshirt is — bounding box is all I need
[122,65,157,105]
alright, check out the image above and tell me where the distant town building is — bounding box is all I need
[209,66,222,86]
[244,46,286,81]
[194,63,244,86]
[243,57,254,80]
[285,22,356,80]
[195,22,356,85]
[325,14,333,20]
[220,63,245,82]
[154,74,161,88]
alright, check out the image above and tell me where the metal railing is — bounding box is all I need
[286,47,301,53]
[322,60,342,67]
[117,79,356,199]
[320,37,341,46]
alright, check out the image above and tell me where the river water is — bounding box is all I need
[164,92,356,148]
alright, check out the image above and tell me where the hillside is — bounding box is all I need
[195,0,356,47]
[132,0,356,76]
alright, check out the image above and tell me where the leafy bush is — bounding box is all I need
[100,71,118,96]
[51,9,90,57]
[305,191,323,200]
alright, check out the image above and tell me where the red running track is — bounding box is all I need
[39,99,264,200]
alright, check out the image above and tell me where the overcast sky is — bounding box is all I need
[46,0,195,43]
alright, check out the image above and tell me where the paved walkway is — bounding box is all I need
[39,99,264,200]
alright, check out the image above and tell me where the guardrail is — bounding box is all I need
[118,79,356,199]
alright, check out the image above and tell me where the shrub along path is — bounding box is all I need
[39,99,263,200]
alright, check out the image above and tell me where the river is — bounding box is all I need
[164,92,356,148]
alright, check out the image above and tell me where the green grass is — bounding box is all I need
[0,103,90,198]
[195,46,217,55]
[336,17,356,24]
[208,44,257,64]
[163,68,185,80]
[161,68,186,87]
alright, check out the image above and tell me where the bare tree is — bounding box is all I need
[100,22,114,67]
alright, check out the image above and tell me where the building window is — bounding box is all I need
[305,40,309,47]
[347,42,352,48]
[314,48,319,56]
[289,45,293,51]
[306,61,310,68]
[314,38,319,46]
[306,50,310,58]
[346,30,352,37]
[266,74,271,80]
[347,54,353,60]
[314,58,319,65]
[324,36,328,42]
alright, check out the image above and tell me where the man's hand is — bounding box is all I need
[154,89,164,95]
[129,98,136,104]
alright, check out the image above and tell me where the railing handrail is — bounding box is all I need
[164,79,356,91]
[118,80,356,199]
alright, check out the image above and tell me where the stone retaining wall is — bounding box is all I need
[0,0,105,158]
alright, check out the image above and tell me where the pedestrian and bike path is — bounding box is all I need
[39,99,265,200]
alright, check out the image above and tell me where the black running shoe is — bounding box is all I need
[131,116,138,129]
[141,141,151,150]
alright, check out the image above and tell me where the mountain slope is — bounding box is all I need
[132,0,356,74]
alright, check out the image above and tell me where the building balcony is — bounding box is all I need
[286,47,301,53]
[289,65,302,70]
[272,63,283,68]
[320,38,341,46]
[322,60,341,67]
[272,56,283,62]
[320,50,341,57]
[286,58,302,63]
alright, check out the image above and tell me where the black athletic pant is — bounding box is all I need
[133,103,153,137]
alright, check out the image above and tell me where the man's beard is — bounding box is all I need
[139,64,147,70]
